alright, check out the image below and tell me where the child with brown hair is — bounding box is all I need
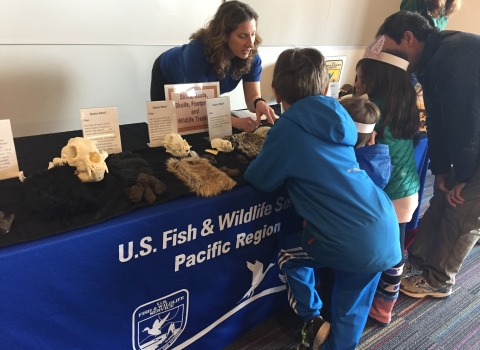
[244,48,400,350]
[354,37,421,326]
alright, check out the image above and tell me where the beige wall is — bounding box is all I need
[2,0,479,138]
[444,0,480,34]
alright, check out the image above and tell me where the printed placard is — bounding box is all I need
[146,101,177,147]
[0,120,20,180]
[325,56,346,99]
[206,96,232,140]
[164,82,220,135]
[80,107,122,153]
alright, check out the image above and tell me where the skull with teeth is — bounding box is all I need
[52,137,109,182]
[163,133,192,157]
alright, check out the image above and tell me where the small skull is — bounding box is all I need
[163,133,191,157]
[210,138,234,153]
[52,137,109,182]
[254,126,271,139]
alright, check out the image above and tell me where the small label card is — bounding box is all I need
[146,101,177,147]
[80,107,122,153]
[164,82,220,135]
[326,56,346,99]
[0,120,20,180]
[206,96,232,140]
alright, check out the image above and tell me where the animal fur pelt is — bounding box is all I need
[166,156,236,197]
[22,164,98,220]
[0,211,14,234]
[230,132,265,158]
[124,173,166,204]
[106,151,153,185]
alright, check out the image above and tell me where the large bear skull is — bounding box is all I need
[52,137,109,182]
[163,133,191,157]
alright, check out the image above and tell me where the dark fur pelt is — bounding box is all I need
[166,156,236,197]
[106,151,153,185]
[230,132,265,158]
[22,165,98,220]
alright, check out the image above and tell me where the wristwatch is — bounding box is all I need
[253,97,266,109]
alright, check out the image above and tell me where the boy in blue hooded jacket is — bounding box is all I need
[244,48,400,350]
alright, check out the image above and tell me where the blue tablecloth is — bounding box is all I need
[0,183,303,349]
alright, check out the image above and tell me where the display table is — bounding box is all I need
[0,123,304,350]
[0,124,429,349]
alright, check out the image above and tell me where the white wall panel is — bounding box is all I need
[0,45,166,136]
[323,0,401,46]
[242,0,331,46]
[0,0,221,45]
[242,0,400,46]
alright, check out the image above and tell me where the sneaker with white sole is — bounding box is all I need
[402,261,423,278]
[297,316,331,350]
[400,275,452,298]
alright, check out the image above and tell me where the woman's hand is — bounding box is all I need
[255,100,276,125]
[243,82,276,125]
[231,116,259,132]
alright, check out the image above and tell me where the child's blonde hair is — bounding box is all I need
[340,97,380,148]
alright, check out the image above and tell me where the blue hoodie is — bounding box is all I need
[245,95,401,273]
[355,143,393,189]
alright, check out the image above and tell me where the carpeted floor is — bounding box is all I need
[225,171,480,349]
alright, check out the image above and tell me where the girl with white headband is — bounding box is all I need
[354,36,421,326]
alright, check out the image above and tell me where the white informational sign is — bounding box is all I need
[0,120,20,180]
[206,96,232,140]
[80,107,122,154]
[164,82,220,135]
[325,56,347,99]
[146,101,177,147]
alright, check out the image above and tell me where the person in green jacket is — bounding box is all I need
[354,38,421,326]
[400,0,461,31]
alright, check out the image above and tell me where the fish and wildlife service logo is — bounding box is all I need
[133,290,188,350]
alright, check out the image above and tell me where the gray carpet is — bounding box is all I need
[225,244,480,350]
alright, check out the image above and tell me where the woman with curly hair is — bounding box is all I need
[150,1,276,132]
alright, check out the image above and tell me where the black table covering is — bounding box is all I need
[0,122,262,248]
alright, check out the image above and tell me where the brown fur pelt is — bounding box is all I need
[166,156,236,197]
[230,132,265,158]
[124,173,166,204]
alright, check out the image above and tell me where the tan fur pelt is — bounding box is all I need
[230,132,265,158]
[166,156,236,197]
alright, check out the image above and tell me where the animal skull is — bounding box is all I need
[163,133,191,157]
[52,137,109,182]
[210,138,234,153]
[254,126,271,139]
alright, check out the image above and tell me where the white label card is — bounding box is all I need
[0,120,20,180]
[146,101,177,147]
[206,96,232,140]
[80,107,122,153]
[325,56,347,99]
[164,82,220,135]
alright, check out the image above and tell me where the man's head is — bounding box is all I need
[272,48,329,106]
[376,11,437,73]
